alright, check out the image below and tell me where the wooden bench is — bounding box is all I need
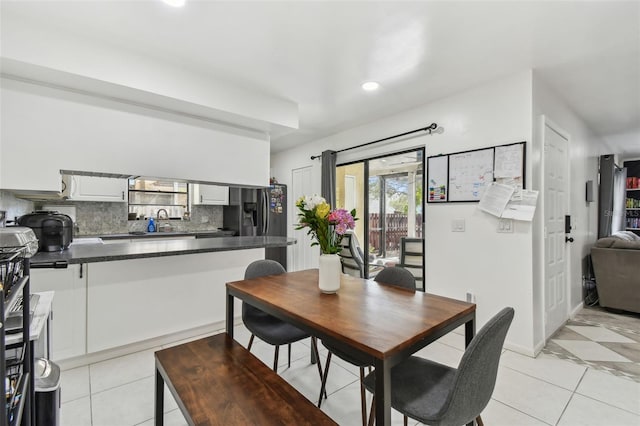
[154,332,337,426]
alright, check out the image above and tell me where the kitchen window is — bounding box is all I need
[128,178,189,220]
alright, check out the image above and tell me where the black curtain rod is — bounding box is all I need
[310,123,438,160]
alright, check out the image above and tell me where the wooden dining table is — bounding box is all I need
[226,269,476,426]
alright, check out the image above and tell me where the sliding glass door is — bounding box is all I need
[335,149,424,279]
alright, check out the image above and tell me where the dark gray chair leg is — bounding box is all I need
[318,351,333,407]
[359,367,367,426]
[310,338,326,397]
[288,343,292,368]
[247,334,255,351]
[273,345,280,372]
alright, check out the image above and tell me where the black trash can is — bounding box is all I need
[34,358,61,426]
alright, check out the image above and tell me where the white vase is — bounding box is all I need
[318,253,341,294]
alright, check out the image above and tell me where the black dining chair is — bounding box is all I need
[317,266,417,426]
[363,307,515,426]
[242,259,324,380]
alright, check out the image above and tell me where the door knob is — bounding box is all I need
[565,236,574,243]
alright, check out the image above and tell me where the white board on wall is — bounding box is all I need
[427,155,448,202]
[448,148,494,202]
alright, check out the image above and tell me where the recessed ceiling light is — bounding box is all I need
[163,0,186,7]
[362,81,380,91]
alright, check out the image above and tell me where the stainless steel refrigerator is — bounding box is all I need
[223,184,288,269]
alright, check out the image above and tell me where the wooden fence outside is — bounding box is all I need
[368,213,423,256]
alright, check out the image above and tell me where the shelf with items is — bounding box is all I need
[624,159,640,236]
[5,353,29,426]
[1,247,32,426]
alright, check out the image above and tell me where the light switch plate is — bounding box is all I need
[452,218,465,232]
[497,218,514,233]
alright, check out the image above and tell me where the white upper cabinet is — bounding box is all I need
[63,175,127,202]
[191,184,229,205]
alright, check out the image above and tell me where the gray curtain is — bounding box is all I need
[321,150,337,207]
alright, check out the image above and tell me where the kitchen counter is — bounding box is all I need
[31,236,296,265]
[91,230,236,240]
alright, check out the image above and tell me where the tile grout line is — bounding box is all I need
[553,368,588,426]
[572,387,640,417]
[501,364,586,392]
[89,373,155,398]
[489,398,554,426]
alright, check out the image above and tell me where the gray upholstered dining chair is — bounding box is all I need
[373,266,417,290]
[242,259,323,379]
[317,266,417,426]
[363,307,515,426]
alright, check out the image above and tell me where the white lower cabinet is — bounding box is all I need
[30,264,88,361]
[86,248,263,353]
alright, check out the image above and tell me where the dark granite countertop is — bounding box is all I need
[31,236,296,265]
[89,230,236,240]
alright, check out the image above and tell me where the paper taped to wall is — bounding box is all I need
[478,183,514,217]
[501,190,539,221]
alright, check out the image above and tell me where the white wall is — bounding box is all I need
[273,72,539,354]
[1,78,271,191]
[531,73,606,346]
[1,15,298,130]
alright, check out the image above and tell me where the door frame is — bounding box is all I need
[541,115,572,340]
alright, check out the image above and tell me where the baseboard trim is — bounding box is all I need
[503,341,537,358]
[56,317,243,370]
[570,302,584,319]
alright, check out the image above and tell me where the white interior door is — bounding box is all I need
[543,119,570,339]
[291,166,314,271]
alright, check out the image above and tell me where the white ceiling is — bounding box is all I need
[3,1,639,156]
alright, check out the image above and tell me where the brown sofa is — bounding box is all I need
[591,232,640,314]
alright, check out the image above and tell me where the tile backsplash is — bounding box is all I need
[0,193,224,236]
[44,202,224,236]
[0,190,35,225]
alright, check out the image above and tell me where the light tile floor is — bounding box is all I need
[59,320,640,426]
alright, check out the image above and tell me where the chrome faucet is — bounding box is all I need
[156,209,172,232]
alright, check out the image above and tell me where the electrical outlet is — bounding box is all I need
[497,218,513,233]
[466,291,476,303]
[452,218,465,232]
